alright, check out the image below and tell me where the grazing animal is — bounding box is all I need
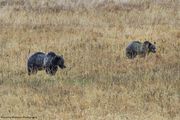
[126,40,156,59]
[27,52,66,75]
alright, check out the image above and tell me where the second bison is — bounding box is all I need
[27,52,66,75]
[126,40,156,59]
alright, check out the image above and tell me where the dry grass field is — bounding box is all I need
[0,0,179,120]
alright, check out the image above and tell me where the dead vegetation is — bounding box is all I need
[0,0,179,120]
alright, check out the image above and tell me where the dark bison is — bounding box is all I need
[27,52,66,75]
[126,40,156,59]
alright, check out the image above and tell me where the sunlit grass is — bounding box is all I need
[0,0,179,119]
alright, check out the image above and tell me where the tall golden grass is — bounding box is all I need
[0,0,179,119]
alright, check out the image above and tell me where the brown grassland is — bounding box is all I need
[0,0,179,120]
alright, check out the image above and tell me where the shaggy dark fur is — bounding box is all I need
[27,52,66,75]
[43,52,66,75]
[27,52,46,75]
[126,40,156,59]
